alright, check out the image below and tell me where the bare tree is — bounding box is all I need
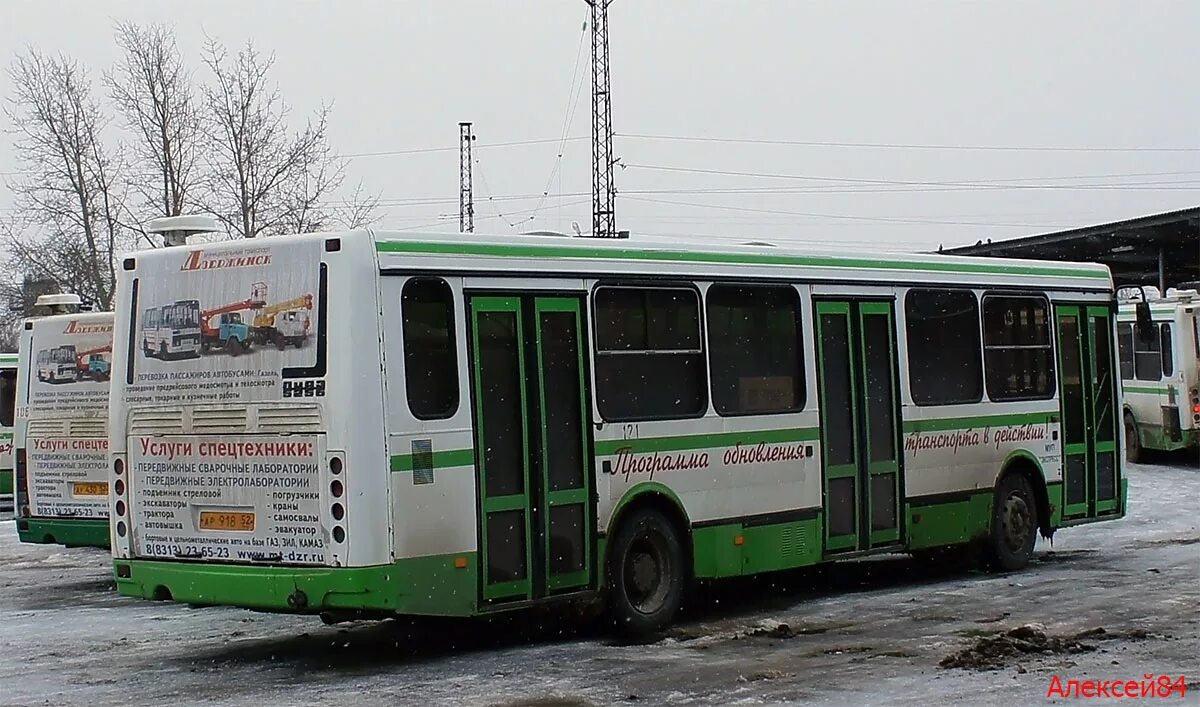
[333,180,382,230]
[200,38,371,238]
[106,22,202,231]
[3,49,129,309]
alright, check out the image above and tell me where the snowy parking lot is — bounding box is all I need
[2,457,1197,707]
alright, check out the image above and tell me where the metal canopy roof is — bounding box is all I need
[941,207,1199,288]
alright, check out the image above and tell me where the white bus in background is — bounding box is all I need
[142,299,202,359]
[1116,286,1200,460]
[108,230,1126,634]
[1,353,16,511]
[37,345,77,383]
[15,308,114,547]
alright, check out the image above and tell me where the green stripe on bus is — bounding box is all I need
[902,411,1056,433]
[390,448,475,472]
[594,427,819,456]
[375,240,1108,281]
[1123,385,1168,395]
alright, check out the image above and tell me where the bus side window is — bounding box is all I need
[905,288,983,405]
[1160,323,1173,378]
[0,370,15,427]
[982,295,1055,401]
[1116,323,1134,380]
[707,284,804,415]
[594,285,706,421]
[401,278,459,420]
[1134,323,1162,381]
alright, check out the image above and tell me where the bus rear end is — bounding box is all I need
[0,354,16,511]
[15,313,113,547]
[110,233,393,613]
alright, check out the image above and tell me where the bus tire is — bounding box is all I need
[985,472,1038,572]
[1124,411,1141,464]
[606,508,685,636]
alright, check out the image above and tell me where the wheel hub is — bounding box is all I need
[624,534,669,615]
[1001,494,1033,552]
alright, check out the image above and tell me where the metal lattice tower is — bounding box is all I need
[459,121,475,233]
[586,0,617,238]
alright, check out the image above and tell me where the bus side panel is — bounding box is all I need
[380,274,479,616]
[896,287,1063,550]
[594,281,824,579]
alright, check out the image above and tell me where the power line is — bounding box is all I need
[621,163,1200,191]
[341,135,589,159]
[622,195,1066,228]
[519,13,591,225]
[617,132,1200,153]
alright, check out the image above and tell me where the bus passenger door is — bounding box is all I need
[1056,305,1120,519]
[814,300,903,554]
[468,295,594,604]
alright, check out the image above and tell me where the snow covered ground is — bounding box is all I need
[1,457,1197,706]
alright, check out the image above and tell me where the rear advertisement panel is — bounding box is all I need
[124,240,323,407]
[26,317,113,518]
[129,434,328,564]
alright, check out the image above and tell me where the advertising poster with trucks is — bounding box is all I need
[24,315,114,519]
[123,239,328,564]
[126,240,322,405]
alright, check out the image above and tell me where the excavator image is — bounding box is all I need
[74,344,112,381]
[200,283,267,357]
[251,293,314,350]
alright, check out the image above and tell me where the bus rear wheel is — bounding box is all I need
[1124,412,1141,464]
[606,508,685,636]
[985,473,1038,572]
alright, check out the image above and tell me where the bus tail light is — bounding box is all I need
[112,454,130,546]
[329,452,346,547]
[15,447,29,517]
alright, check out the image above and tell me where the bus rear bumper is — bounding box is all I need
[17,518,109,548]
[113,560,404,614]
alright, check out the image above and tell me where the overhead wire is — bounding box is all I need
[616,132,1200,153]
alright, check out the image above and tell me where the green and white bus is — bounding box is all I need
[15,311,114,547]
[1,353,17,511]
[1117,288,1200,460]
[109,231,1126,633]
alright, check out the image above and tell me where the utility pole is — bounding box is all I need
[586,0,619,238]
[459,121,475,233]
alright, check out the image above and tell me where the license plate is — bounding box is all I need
[199,511,256,532]
[72,482,109,496]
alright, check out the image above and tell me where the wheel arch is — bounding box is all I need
[604,482,693,581]
[995,450,1052,539]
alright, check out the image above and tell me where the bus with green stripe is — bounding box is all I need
[1,352,17,511]
[14,310,114,547]
[108,230,1126,634]
[1116,287,1200,460]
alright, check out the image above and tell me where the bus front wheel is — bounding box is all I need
[606,508,685,636]
[1124,412,1141,464]
[985,473,1038,572]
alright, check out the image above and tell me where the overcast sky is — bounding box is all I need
[2,1,1197,252]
